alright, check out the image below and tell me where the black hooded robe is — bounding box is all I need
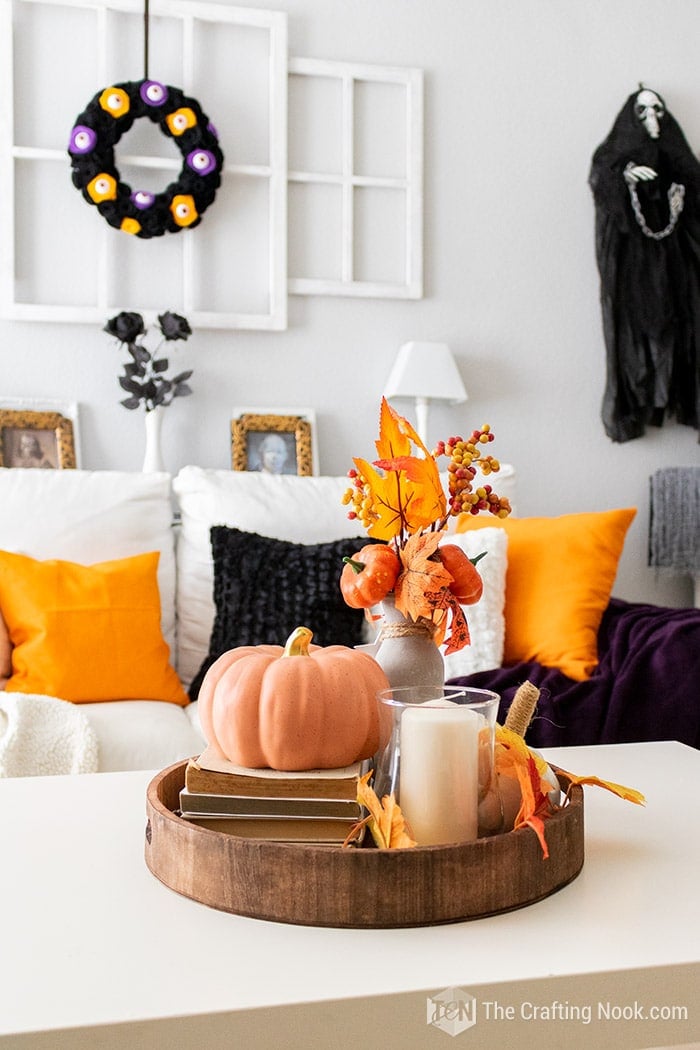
[589,90,700,442]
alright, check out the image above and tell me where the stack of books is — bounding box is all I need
[179,745,368,845]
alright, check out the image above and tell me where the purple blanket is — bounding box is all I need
[448,599,700,749]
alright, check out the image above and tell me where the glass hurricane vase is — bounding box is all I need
[373,685,503,844]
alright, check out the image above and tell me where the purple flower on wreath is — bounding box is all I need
[140,80,169,107]
[131,190,156,210]
[68,125,97,155]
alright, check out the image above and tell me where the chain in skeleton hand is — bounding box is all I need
[626,173,685,240]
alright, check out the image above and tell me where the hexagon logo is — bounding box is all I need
[426,986,477,1036]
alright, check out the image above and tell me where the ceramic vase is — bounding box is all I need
[142,405,165,473]
[373,594,445,691]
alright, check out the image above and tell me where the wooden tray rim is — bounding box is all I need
[145,759,584,928]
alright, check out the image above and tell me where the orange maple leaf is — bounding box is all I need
[392,532,472,651]
[370,399,447,537]
[495,726,557,858]
[394,532,451,623]
[494,727,646,858]
[351,771,417,849]
[441,591,471,655]
[556,771,646,806]
[375,397,429,460]
[352,457,407,541]
[374,454,447,534]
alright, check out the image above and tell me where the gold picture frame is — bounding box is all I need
[231,413,313,476]
[0,409,77,469]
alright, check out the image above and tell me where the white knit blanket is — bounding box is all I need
[0,693,99,777]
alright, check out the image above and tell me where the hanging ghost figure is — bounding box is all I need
[589,87,700,442]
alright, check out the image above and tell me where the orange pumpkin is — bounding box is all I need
[197,626,391,771]
[438,544,485,604]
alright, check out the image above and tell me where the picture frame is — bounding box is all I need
[0,408,77,469]
[231,409,317,476]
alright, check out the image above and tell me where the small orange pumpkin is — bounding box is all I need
[197,626,391,771]
[438,544,486,605]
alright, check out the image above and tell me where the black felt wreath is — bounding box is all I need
[67,79,224,239]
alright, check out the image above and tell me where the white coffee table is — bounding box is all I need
[1,741,699,1050]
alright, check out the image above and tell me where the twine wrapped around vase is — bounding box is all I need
[377,619,435,641]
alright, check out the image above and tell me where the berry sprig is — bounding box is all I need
[342,405,511,547]
[433,426,512,518]
[341,467,381,530]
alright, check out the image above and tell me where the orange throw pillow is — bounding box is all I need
[455,508,636,680]
[0,549,187,704]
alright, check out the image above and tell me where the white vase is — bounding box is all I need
[142,406,166,473]
[373,594,445,691]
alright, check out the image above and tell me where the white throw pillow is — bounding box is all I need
[440,528,508,678]
[0,469,176,655]
[172,467,364,686]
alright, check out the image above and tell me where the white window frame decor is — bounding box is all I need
[0,0,288,330]
[287,57,423,300]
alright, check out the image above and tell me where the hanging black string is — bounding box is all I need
[144,0,150,80]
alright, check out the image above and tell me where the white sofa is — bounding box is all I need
[0,464,516,775]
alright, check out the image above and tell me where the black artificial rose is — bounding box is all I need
[104,311,145,344]
[158,311,192,341]
[105,309,194,411]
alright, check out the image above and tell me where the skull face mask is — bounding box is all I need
[635,89,665,139]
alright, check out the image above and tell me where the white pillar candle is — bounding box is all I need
[399,703,481,845]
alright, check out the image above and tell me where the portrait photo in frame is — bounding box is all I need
[231,409,317,476]
[0,407,77,469]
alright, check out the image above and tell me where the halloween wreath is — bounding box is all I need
[68,78,224,239]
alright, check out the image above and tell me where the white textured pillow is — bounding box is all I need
[441,528,508,679]
[0,469,176,654]
[172,467,363,686]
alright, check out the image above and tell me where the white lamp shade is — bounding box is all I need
[383,342,468,405]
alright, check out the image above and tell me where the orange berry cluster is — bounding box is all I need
[342,467,380,529]
[434,426,512,518]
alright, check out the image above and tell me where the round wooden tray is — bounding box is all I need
[145,760,584,928]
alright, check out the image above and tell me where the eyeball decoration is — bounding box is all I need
[67,78,223,239]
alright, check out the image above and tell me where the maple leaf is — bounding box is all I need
[351,771,417,849]
[375,397,429,460]
[394,532,452,623]
[557,771,646,806]
[391,532,472,650]
[513,754,553,858]
[495,726,557,858]
[373,454,447,534]
[441,590,471,655]
[370,399,447,537]
[493,726,646,859]
[352,457,405,541]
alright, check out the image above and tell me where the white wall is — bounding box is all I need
[1,0,698,607]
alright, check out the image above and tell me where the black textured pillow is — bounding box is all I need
[189,527,369,700]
